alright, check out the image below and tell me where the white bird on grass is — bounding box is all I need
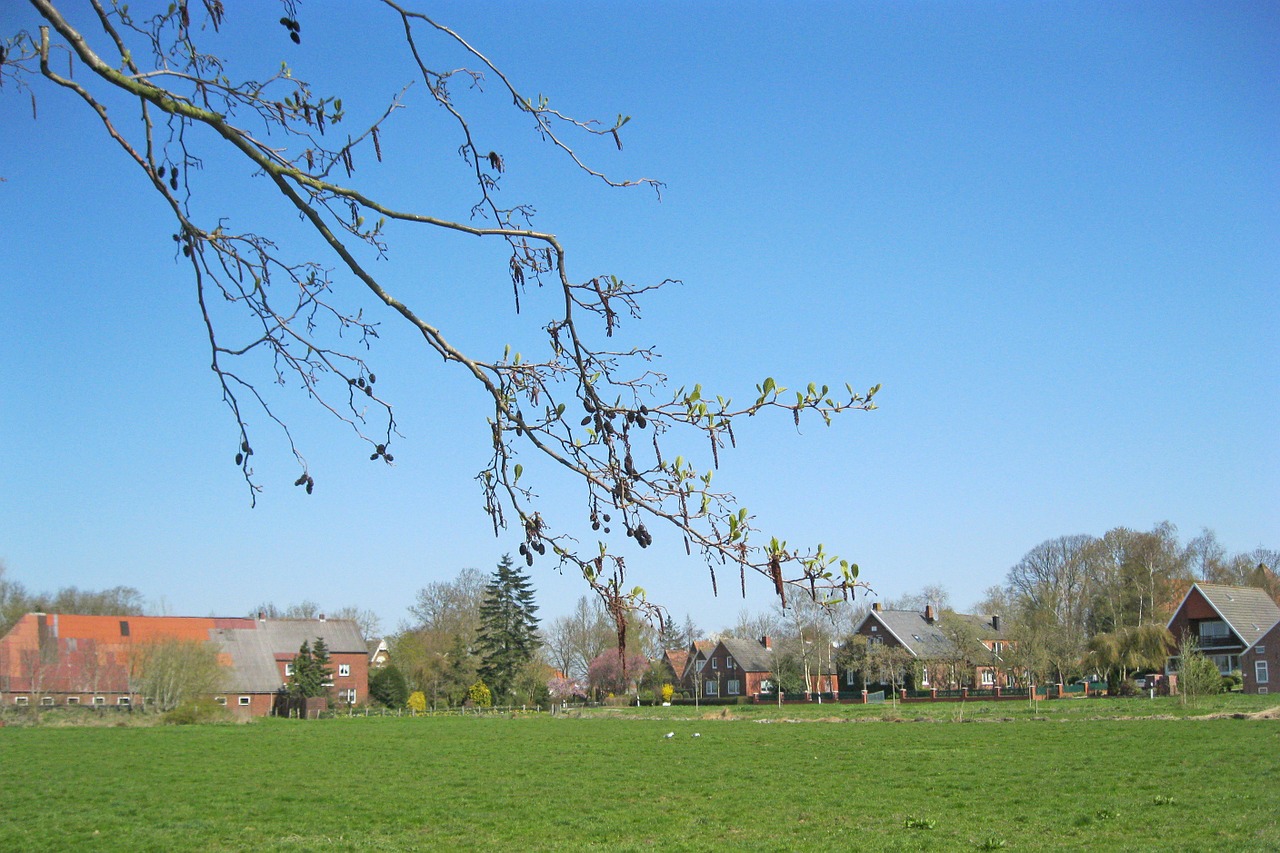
[663,732,674,739]
[692,733,701,738]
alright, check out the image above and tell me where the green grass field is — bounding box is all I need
[1,697,1277,851]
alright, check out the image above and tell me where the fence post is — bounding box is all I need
[861,690,868,704]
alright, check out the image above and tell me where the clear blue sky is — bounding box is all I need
[1,1,1276,634]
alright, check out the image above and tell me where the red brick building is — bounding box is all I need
[0,612,368,716]
[1166,583,1280,692]
[698,636,838,700]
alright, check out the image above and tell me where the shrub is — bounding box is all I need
[1220,671,1242,693]
[468,680,493,707]
[406,691,427,713]
[163,699,231,725]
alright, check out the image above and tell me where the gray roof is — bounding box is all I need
[718,637,837,675]
[1182,584,1280,649]
[861,610,1006,660]
[719,637,774,673]
[211,618,365,693]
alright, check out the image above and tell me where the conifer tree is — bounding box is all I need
[475,555,541,701]
[288,638,335,699]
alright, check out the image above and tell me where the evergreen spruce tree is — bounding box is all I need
[288,640,318,698]
[475,555,541,702]
[288,638,334,699]
[311,636,334,695]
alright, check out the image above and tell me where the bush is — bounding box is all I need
[467,680,492,707]
[1220,671,1242,693]
[1110,681,1138,698]
[163,699,231,725]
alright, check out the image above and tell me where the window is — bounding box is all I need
[284,663,294,677]
[1256,645,1266,655]
[1199,620,1230,645]
[704,680,718,697]
[118,697,131,706]
[921,668,930,687]
[238,696,251,706]
[93,696,105,706]
[1259,687,1269,695]
[67,696,80,705]
[727,679,740,695]
[1257,660,1270,685]
[338,664,351,677]
[869,635,883,646]
[981,670,994,686]
[215,696,227,706]
[41,696,55,706]
[726,658,735,671]
[14,696,28,706]
[846,670,857,687]
[711,658,718,669]
[343,688,357,704]
[760,679,773,693]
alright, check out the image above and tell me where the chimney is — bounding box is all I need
[760,635,772,650]
[319,613,326,622]
[924,604,935,624]
[258,611,266,622]
[872,602,882,612]
[992,614,1001,632]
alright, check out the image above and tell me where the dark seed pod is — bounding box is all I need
[242,440,250,453]
[519,543,527,556]
[357,377,365,388]
[364,386,373,396]
[182,245,191,257]
[602,514,611,523]
[535,542,545,555]
[305,480,313,494]
[370,453,379,461]
[376,444,386,454]
[235,453,244,465]
[603,527,610,535]
[639,405,649,415]
[525,551,534,567]
[290,31,300,44]
[384,454,393,462]
[368,374,376,384]
[636,414,647,429]
[581,416,592,427]
[592,521,600,531]
[158,166,166,178]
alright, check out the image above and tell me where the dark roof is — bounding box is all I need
[716,637,838,675]
[1177,584,1280,649]
[719,637,774,673]
[860,610,1006,660]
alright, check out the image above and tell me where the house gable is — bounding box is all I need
[1167,583,1280,651]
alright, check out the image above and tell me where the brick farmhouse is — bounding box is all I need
[0,612,368,716]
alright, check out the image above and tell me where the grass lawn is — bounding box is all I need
[1,697,1277,851]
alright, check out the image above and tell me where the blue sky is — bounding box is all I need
[1,1,1276,634]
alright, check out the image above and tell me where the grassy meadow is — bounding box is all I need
[1,696,1277,851]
